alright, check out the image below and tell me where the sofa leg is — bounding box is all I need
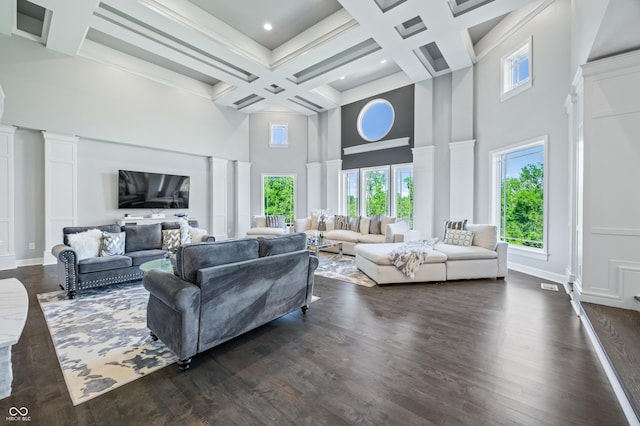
[301,305,309,314]
[150,331,158,341]
[67,290,76,300]
[177,358,191,371]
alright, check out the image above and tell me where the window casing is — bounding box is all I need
[491,136,548,260]
[269,123,288,148]
[262,174,295,224]
[500,37,532,102]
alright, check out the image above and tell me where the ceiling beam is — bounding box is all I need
[45,0,99,55]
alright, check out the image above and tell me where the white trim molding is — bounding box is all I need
[209,157,228,241]
[343,137,409,155]
[412,146,436,238]
[0,125,16,270]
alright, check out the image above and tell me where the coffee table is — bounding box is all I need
[139,258,174,273]
[307,239,343,257]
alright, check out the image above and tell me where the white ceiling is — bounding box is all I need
[7,0,631,115]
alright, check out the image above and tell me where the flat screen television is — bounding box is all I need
[118,170,190,209]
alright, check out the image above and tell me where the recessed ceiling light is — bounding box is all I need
[264,22,273,31]
[339,76,345,80]
[380,59,387,64]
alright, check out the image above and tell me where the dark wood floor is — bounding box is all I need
[0,265,628,425]
[583,302,640,420]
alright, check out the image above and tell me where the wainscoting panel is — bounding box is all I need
[0,125,15,270]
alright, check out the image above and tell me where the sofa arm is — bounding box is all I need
[496,241,508,278]
[203,235,216,243]
[143,271,200,312]
[51,244,79,295]
[306,255,319,305]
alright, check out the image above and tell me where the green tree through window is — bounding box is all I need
[263,175,295,224]
[498,144,544,249]
[364,169,389,216]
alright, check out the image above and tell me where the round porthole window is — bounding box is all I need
[357,98,395,142]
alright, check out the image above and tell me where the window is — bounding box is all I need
[342,169,359,216]
[501,37,532,101]
[492,137,547,257]
[362,166,390,216]
[392,164,413,226]
[357,99,395,142]
[269,123,288,147]
[262,174,295,224]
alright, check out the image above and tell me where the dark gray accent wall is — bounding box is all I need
[341,84,414,169]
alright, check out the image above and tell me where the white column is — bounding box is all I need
[306,162,321,215]
[209,157,228,241]
[448,140,475,222]
[236,161,251,237]
[0,125,16,270]
[43,132,78,265]
[325,159,342,214]
[412,146,435,238]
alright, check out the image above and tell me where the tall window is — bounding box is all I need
[392,164,414,226]
[362,166,390,216]
[501,37,532,101]
[262,174,295,224]
[342,169,359,216]
[492,137,546,253]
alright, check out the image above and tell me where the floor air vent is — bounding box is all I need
[541,282,559,291]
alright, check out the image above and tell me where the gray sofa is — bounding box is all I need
[143,233,318,370]
[51,220,212,299]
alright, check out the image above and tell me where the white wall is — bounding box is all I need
[249,112,309,222]
[570,0,611,76]
[475,0,571,281]
[432,74,453,235]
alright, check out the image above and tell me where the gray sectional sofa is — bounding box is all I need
[143,233,318,370]
[51,220,212,299]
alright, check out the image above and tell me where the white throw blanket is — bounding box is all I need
[389,239,438,278]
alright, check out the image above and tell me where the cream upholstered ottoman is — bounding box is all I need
[355,243,447,284]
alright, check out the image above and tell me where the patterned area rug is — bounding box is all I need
[315,253,376,287]
[37,282,176,406]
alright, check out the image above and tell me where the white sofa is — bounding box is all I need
[295,215,410,256]
[246,215,288,237]
[355,224,508,284]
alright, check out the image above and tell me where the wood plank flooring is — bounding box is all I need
[583,302,640,420]
[0,265,628,425]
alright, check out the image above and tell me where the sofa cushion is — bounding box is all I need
[359,217,370,235]
[433,242,497,260]
[257,233,307,257]
[443,219,468,236]
[266,215,285,228]
[295,217,310,232]
[380,216,396,236]
[101,231,126,256]
[369,215,381,234]
[466,224,499,251]
[385,221,409,242]
[325,229,361,243]
[356,243,447,266]
[176,239,260,283]
[124,224,162,252]
[246,227,287,236]
[78,255,132,273]
[68,229,103,260]
[334,215,350,230]
[252,215,267,227]
[357,233,386,244]
[128,249,168,266]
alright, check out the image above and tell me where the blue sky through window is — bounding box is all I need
[360,101,394,141]
[504,145,543,178]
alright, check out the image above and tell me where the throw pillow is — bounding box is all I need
[348,216,360,232]
[444,229,474,246]
[369,215,381,234]
[334,215,349,230]
[162,229,181,251]
[266,215,285,228]
[253,215,267,228]
[294,217,310,232]
[68,229,103,260]
[188,227,208,243]
[101,231,125,256]
[466,224,498,250]
[359,216,370,235]
[178,218,191,244]
[444,219,467,236]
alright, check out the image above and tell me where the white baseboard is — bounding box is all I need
[578,302,640,425]
[507,261,566,284]
[16,258,44,267]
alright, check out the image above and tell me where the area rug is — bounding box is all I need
[37,282,176,406]
[315,253,376,287]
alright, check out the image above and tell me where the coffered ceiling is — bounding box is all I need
[4,0,561,114]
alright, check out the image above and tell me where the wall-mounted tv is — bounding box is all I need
[118,170,190,209]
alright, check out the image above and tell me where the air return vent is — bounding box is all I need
[395,16,426,39]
